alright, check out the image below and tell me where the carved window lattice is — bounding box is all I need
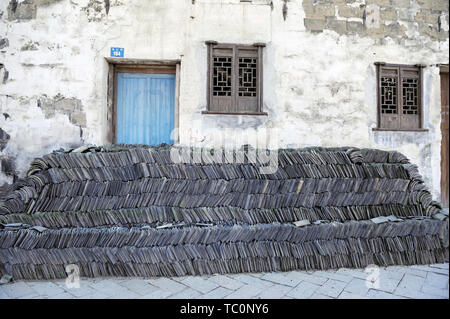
[377,63,423,130]
[402,78,418,115]
[238,58,257,97]
[381,77,397,114]
[213,57,232,96]
[206,42,264,114]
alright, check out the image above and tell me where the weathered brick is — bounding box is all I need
[417,0,449,11]
[398,8,419,22]
[304,18,326,32]
[55,98,83,112]
[34,0,64,5]
[365,4,381,29]
[347,21,364,33]
[326,17,347,34]
[419,23,447,41]
[365,0,390,6]
[314,4,336,17]
[380,7,398,21]
[390,0,411,8]
[7,1,37,21]
[414,10,440,24]
[338,5,364,18]
[385,22,407,37]
[302,0,315,15]
[435,0,449,11]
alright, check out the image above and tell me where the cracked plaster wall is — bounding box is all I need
[0,0,448,201]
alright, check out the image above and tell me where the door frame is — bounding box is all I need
[106,58,181,145]
[440,64,449,207]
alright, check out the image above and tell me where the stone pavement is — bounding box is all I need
[1,263,448,299]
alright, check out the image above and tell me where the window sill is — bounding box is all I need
[202,111,268,116]
[372,128,429,132]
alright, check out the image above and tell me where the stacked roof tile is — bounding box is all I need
[0,144,448,279]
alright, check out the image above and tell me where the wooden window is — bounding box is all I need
[375,63,425,131]
[204,41,266,115]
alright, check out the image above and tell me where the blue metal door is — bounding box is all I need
[116,73,175,145]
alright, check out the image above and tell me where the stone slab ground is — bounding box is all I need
[1,263,448,299]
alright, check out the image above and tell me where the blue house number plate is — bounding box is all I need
[110,47,124,58]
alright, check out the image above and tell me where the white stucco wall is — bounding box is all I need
[0,0,448,201]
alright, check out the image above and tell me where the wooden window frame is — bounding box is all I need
[373,62,427,132]
[203,41,267,116]
[105,58,181,144]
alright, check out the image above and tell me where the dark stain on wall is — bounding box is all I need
[7,0,63,21]
[38,94,87,127]
[2,69,9,84]
[0,128,17,183]
[0,157,17,183]
[0,128,10,152]
[10,0,18,13]
[0,63,8,84]
[7,0,36,21]
[0,38,9,50]
[105,0,110,14]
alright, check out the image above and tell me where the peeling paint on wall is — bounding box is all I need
[0,128,10,152]
[20,40,39,51]
[38,95,86,127]
[302,0,449,42]
[0,127,16,186]
[0,0,448,203]
[0,67,8,85]
[7,0,37,21]
[81,0,122,22]
[0,39,9,50]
